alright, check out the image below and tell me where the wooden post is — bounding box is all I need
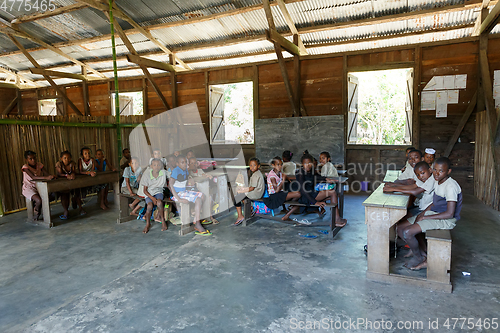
[16,88,22,115]
[170,54,178,108]
[253,65,259,121]
[412,47,421,149]
[342,55,348,166]
[293,34,301,116]
[1,97,17,115]
[444,92,477,157]
[142,78,148,114]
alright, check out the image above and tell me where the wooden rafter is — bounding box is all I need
[11,3,88,24]
[0,66,37,87]
[480,0,500,34]
[262,0,298,117]
[1,97,17,115]
[126,54,178,73]
[0,0,484,61]
[8,35,83,115]
[276,0,307,55]
[30,68,88,81]
[444,92,477,157]
[265,29,300,56]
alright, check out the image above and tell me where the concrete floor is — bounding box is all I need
[1,194,499,333]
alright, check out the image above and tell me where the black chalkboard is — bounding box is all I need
[255,115,344,164]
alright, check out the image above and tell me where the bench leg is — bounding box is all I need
[329,206,336,237]
[242,199,253,227]
[117,195,135,224]
[178,202,195,235]
[36,183,52,228]
[427,239,452,285]
[26,198,33,221]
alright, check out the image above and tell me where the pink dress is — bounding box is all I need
[22,162,44,200]
[266,169,282,195]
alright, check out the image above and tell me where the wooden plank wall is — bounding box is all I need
[0,88,16,113]
[6,39,500,205]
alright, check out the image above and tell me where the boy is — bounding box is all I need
[140,159,168,234]
[166,154,177,178]
[424,148,436,168]
[121,157,143,213]
[399,157,462,270]
[170,155,211,235]
[400,146,415,172]
[120,148,131,175]
[234,158,265,225]
[188,156,219,224]
[395,149,423,184]
[149,148,167,169]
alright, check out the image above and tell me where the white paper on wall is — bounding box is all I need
[423,77,437,90]
[447,90,459,104]
[421,91,436,110]
[494,70,500,86]
[436,91,448,118]
[454,74,467,89]
[494,85,500,101]
[443,75,455,89]
[434,76,444,90]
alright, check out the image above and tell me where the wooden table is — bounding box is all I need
[383,170,401,182]
[363,177,452,292]
[30,171,120,228]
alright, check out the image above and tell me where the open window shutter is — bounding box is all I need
[405,70,414,143]
[210,86,225,143]
[119,96,133,115]
[347,74,359,144]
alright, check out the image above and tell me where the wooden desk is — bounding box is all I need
[363,181,452,292]
[383,170,401,182]
[30,171,120,228]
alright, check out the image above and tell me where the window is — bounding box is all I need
[111,91,143,116]
[209,81,254,144]
[38,99,58,115]
[347,68,413,145]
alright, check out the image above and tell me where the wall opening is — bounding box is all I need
[111,91,144,116]
[347,68,413,145]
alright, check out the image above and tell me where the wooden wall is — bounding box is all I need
[5,37,500,209]
[0,88,16,113]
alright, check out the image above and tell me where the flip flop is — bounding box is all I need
[59,215,68,220]
[80,211,87,216]
[210,217,220,225]
[298,233,318,239]
[201,219,212,225]
[234,218,244,226]
[318,230,329,235]
[195,230,212,236]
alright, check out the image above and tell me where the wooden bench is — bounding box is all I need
[426,229,452,287]
[242,198,341,238]
[118,193,194,235]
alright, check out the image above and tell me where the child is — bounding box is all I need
[166,154,177,177]
[119,148,131,183]
[139,158,167,233]
[186,150,195,161]
[424,148,436,169]
[188,156,219,225]
[79,147,97,199]
[295,153,346,227]
[282,150,296,176]
[319,151,339,178]
[401,146,415,172]
[22,150,55,221]
[122,157,143,213]
[169,155,211,236]
[234,157,265,225]
[95,149,116,210]
[262,156,301,221]
[399,157,462,270]
[149,148,167,169]
[55,150,84,219]
[395,149,423,183]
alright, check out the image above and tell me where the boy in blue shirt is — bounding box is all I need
[400,157,462,270]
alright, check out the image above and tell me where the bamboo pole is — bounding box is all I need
[109,0,122,166]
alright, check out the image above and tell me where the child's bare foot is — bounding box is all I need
[405,256,426,270]
[130,211,139,216]
[161,222,168,231]
[143,222,152,234]
[129,203,135,209]
[335,218,347,227]
[404,249,413,258]
[100,203,108,210]
[410,259,427,271]
[317,207,326,216]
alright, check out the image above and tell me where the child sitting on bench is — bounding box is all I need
[282,150,296,176]
[395,149,423,184]
[22,150,55,221]
[262,156,301,221]
[319,151,339,178]
[140,158,167,234]
[295,153,346,227]
[234,157,265,225]
[170,155,211,236]
[55,150,84,219]
[121,156,143,212]
[398,157,462,270]
[424,148,436,169]
[401,146,415,172]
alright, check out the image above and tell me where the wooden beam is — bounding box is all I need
[265,29,300,56]
[2,97,17,115]
[169,54,178,108]
[0,82,17,89]
[30,68,87,81]
[1,0,483,63]
[444,92,477,157]
[16,88,22,115]
[263,0,298,117]
[276,0,307,55]
[126,54,177,73]
[82,79,90,116]
[11,3,88,24]
[480,0,500,34]
[479,49,497,129]
[8,35,83,115]
[111,17,170,111]
[293,34,302,115]
[412,46,421,149]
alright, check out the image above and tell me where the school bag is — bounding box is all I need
[315,183,336,191]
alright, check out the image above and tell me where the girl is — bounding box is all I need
[95,149,116,210]
[55,150,84,219]
[22,150,55,221]
[282,150,296,176]
[262,156,301,221]
[319,151,339,178]
[121,157,143,213]
[79,147,97,198]
[296,153,346,227]
[234,157,265,225]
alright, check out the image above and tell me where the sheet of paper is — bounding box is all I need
[434,76,444,90]
[443,75,455,89]
[436,91,448,118]
[495,98,500,109]
[494,85,500,100]
[447,90,459,104]
[423,77,436,91]
[421,91,436,110]
[495,70,500,86]
[454,74,467,89]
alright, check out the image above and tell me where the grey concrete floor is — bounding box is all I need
[0,194,499,333]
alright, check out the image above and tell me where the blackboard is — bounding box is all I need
[255,115,344,164]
